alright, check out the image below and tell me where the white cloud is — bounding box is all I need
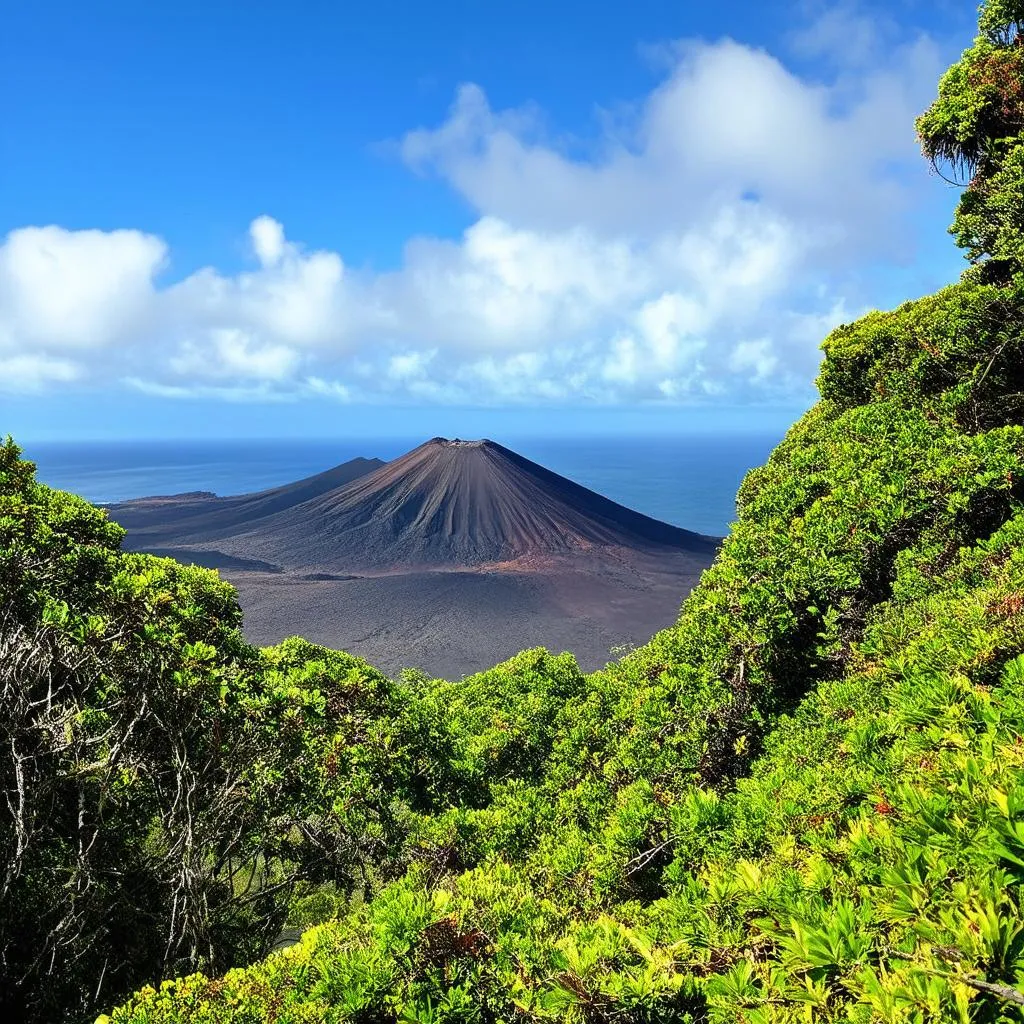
[250,215,287,268]
[0,354,81,392]
[0,225,165,351]
[122,378,295,402]
[789,2,899,68]
[168,328,300,381]
[387,350,435,380]
[306,376,352,401]
[602,336,641,386]
[635,293,708,368]
[165,234,346,349]
[400,32,938,248]
[729,339,778,381]
[0,17,945,405]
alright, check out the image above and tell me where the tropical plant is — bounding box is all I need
[7,2,1024,1021]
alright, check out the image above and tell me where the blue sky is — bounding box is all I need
[1,0,978,440]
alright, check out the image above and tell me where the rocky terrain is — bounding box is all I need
[109,439,719,675]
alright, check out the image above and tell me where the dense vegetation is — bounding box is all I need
[0,445,445,1021]
[3,2,1024,1020]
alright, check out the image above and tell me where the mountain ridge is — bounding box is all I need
[110,455,385,545]
[113,437,719,574]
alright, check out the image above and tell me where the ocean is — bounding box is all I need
[21,432,785,538]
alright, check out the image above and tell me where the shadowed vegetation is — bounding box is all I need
[5,2,1024,1021]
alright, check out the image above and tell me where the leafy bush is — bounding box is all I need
[6,1,1024,1020]
[0,442,444,1022]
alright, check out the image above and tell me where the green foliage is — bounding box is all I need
[105,444,1024,1021]
[816,283,1024,427]
[0,448,442,1022]
[101,245,1024,1019]
[7,4,1024,1019]
[980,1,1024,46]
[916,1,1024,280]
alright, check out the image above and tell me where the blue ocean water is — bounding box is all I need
[22,432,784,537]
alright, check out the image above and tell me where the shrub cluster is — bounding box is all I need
[6,2,1024,1021]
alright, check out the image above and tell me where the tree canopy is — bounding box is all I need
[5,2,1024,1022]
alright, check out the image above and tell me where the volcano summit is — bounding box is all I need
[110,439,720,676]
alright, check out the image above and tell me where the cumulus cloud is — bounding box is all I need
[400,32,937,250]
[250,216,287,268]
[0,226,166,351]
[0,16,944,404]
[0,354,81,392]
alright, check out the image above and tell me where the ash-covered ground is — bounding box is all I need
[110,439,719,678]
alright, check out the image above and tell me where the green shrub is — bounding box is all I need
[19,2,1024,1019]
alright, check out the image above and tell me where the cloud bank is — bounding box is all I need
[0,23,943,404]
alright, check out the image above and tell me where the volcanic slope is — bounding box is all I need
[111,456,384,562]
[111,439,720,675]
[188,438,719,573]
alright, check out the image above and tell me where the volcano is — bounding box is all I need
[186,438,717,573]
[110,439,721,676]
[110,455,384,563]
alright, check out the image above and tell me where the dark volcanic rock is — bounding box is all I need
[110,456,385,548]
[109,439,721,676]
[194,438,718,573]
